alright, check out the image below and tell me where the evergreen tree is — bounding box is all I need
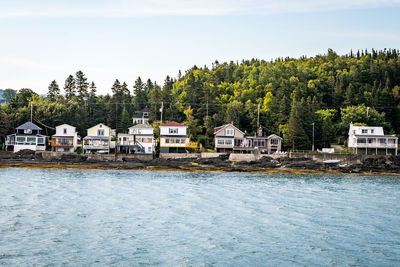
[64,75,76,99]
[133,77,145,110]
[118,107,131,133]
[47,80,60,100]
[111,79,122,96]
[75,70,89,99]
[89,81,97,97]
[284,98,310,150]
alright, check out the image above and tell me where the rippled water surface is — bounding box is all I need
[1,168,400,266]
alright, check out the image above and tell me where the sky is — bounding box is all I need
[1,0,400,95]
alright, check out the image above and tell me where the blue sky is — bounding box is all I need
[1,0,400,94]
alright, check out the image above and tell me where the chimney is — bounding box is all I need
[258,126,263,137]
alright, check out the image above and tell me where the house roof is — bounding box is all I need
[16,122,42,131]
[214,123,245,135]
[87,123,110,130]
[161,121,186,127]
[267,134,283,140]
[129,124,153,129]
[56,123,76,130]
[132,107,150,118]
[348,123,385,135]
[83,136,110,140]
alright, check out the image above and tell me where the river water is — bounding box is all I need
[0,168,399,266]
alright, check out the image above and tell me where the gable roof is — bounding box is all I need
[160,121,186,127]
[56,123,76,130]
[214,123,244,136]
[132,107,150,118]
[267,134,282,140]
[349,123,384,135]
[88,123,110,130]
[16,122,42,131]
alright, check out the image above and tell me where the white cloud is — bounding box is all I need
[1,0,400,18]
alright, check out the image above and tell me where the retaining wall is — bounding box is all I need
[290,153,362,164]
[200,152,225,159]
[40,151,153,162]
[159,153,200,159]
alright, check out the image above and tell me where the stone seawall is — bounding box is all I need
[39,151,153,162]
[159,153,200,159]
[289,153,362,164]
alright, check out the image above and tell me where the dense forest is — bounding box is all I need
[1,49,400,150]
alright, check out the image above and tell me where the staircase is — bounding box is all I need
[133,142,145,153]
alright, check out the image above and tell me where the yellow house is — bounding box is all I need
[83,123,112,154]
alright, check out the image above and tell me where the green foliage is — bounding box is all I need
[64,75,76,99]
[47,80,60,100]
[3,49,400,149]
[2,89,17,102]
[118,107,131,133]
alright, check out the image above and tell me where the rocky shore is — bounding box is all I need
[1,150,400,174]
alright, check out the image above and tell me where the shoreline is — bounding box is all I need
[2,150,400,175]
[1,161,400,176]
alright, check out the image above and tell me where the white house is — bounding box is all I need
[51,124,79,152]
[117,124,155,154]
[159,121,197,153]
[5,122,48,152]
[348,123,398,155]
[132,107,150,125]
[266,134,283,154]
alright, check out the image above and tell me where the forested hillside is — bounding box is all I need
[1,49,400,150]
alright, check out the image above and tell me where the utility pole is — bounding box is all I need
[160,101,164,122]
[30,101,33,122]
[257,104,260,129]
[367,107,370,117]
[115,103,118,132]
[312,122,315,151]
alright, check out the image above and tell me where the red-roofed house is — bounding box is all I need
[159,121,198,153]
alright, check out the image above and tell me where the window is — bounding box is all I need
[357,138,366,144]
[176,139,180,144]
[38,137,44,144]
[254,140,265,147]
[170,139,175,144]
[166,138,169,144]
[63,128,67,134]
[98,129,105,136]
[24,129,32,134]
[218,139,224,145]
[169,128,178,134]
[271,139,279,145]
[148,147,151,152]
[362,129,368,134]
[16,137,25,144]
[371,129,374,134]
[379,139,386,144]
[226,129,234,135]
[27,137,36,144]
[181,139,186,144]
[388,139,396,144]
[234,139,242,147]
[225,140,232,145]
